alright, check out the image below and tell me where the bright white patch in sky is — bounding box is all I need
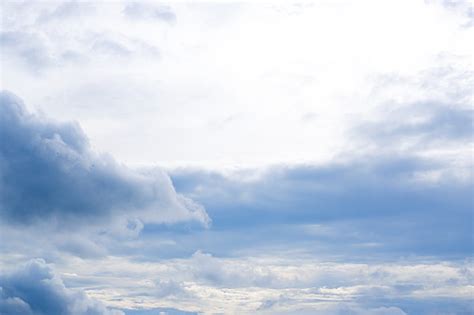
[2,0,471,168]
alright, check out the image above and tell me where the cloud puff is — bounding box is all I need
[0,91,209,228]
[0,259,123,315]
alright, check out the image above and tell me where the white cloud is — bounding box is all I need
[1,1,471,168]
[10,252,468,314]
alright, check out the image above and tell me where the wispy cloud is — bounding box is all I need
[123,2,176,24]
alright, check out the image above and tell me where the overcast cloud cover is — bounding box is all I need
[0,1,473,314]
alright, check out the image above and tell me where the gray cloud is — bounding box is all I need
[0,91,209,228]
[0,259,123,315]
[356,102,473,147]
[168,154,472,259]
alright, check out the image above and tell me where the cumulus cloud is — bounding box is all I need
[0,91,209,228]
[0,259,123,315]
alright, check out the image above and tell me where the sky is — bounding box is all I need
[0,1,473,314]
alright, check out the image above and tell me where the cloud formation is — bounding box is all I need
[0,91,209,228]
[51,251,471,314]
[169,154,472,258]
[0,2,472,314]
[0,259,123,315]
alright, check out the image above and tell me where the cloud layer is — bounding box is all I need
[0,1,472,314]
[168,154,472,259]
[31,251,470,314]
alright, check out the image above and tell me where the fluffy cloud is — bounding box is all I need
[0,259,123,315]
[0,91,209,228]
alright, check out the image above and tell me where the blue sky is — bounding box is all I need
[0,1,473,314]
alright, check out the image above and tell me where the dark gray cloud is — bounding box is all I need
[0,91,209,227]
[0,259,123,315]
